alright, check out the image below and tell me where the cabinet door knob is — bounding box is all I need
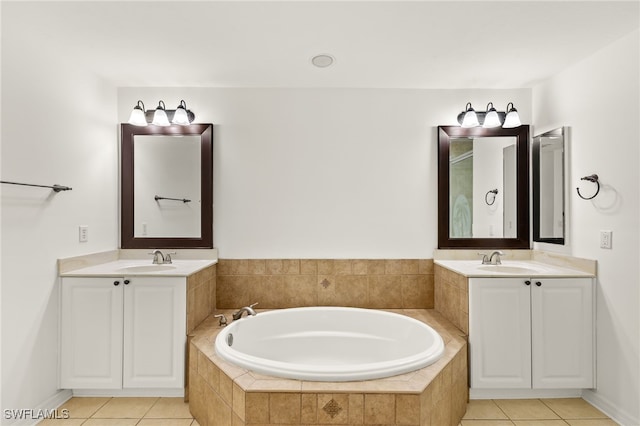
[535,281,542,287]
[124,280,130,285]
[114,281,120,286]
[524,280,531,286]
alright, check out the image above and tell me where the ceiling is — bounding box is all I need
[3,1,639,89]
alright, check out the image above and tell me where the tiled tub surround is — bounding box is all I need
[434,265,469,335]
[217,259,434,309]
[187,264,217,334]
[189,309,467,426]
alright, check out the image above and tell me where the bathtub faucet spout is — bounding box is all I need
[232,303,258,320]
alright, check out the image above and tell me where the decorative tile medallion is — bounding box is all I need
[320,278,331,288]
[322,398,343,418]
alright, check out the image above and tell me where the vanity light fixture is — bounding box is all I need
[458,102,522,128]
[127,99,195,126]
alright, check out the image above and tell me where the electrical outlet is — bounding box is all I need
[600,230,612,249]
[79,225,89,243]
[142,222,148,236]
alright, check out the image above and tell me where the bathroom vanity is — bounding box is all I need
[434,255,595,398]
[58,256,216,396]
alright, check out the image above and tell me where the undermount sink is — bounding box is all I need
[116,265,177,273]
[478,265,540,274]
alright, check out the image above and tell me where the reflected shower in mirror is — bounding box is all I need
[449,136,517,239]
[438,125,530,249]
[533,127,566,245]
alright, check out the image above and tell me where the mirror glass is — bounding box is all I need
[121,124,213,249]
[438,125,530,249]
[449,136,517,239]
[134,135,202,238]
[533,127,565,244]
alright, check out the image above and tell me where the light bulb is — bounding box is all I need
[172,100,190,125]
[152,101,170,126]
[502,103,521,128]
[460,102,479,128]
[128,101,147,126]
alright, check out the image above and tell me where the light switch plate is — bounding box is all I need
[79,225,88,243]
[600,230,612,249]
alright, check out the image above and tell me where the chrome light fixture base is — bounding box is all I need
[457,101,521,128]
[127,99,195,126]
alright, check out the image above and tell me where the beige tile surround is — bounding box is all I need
[186,264,217,334]
[189,309,468,426]
[216,259,434,310]
[434,264,469,335]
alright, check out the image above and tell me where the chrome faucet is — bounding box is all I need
[478,251,505,265]
[149,249,165,264]
[148,249,176,264]
[488,251,504,265]
[232,303,258,321]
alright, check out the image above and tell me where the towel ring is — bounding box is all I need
[485,189,499,205]
[576,174,600,200]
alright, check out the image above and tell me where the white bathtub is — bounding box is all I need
[214,307,445,382]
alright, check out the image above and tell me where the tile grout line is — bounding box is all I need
[492,398,514,422]
[539,397,566,420]
[141,396,163,419]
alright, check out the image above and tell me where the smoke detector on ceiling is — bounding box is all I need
[311,54,335,68]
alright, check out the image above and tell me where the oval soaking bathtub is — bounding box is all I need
[214,307,445,381]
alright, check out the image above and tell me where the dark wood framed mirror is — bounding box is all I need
[437,125,530,249]
[121,123,213,249]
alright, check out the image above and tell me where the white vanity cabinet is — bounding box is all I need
[469,277,594,390]
[60,276,186,392]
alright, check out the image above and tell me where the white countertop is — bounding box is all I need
[60,259,217,277]
[434,259,594,278]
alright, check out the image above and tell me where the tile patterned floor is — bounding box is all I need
[38,397,614,425]
[460,398,616,426]
[37,397,200,426]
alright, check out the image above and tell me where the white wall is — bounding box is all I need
[1,17,118,424]
[119,89,531,259]
[533,30,640,425]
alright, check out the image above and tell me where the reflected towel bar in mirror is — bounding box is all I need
[155,195,191,203]
[485,189,498,206]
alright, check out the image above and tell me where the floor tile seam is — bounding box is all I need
[84,397,113,419]
[494,397,564,421]
[539,398,568,420]
[538,398,608,420]
[140,397,162,419]
[491,398,515,421]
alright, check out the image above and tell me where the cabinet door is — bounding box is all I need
[122,277,186,388]
[60,277,124,389]
[469,278,532,388]
[531,278,594,388]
